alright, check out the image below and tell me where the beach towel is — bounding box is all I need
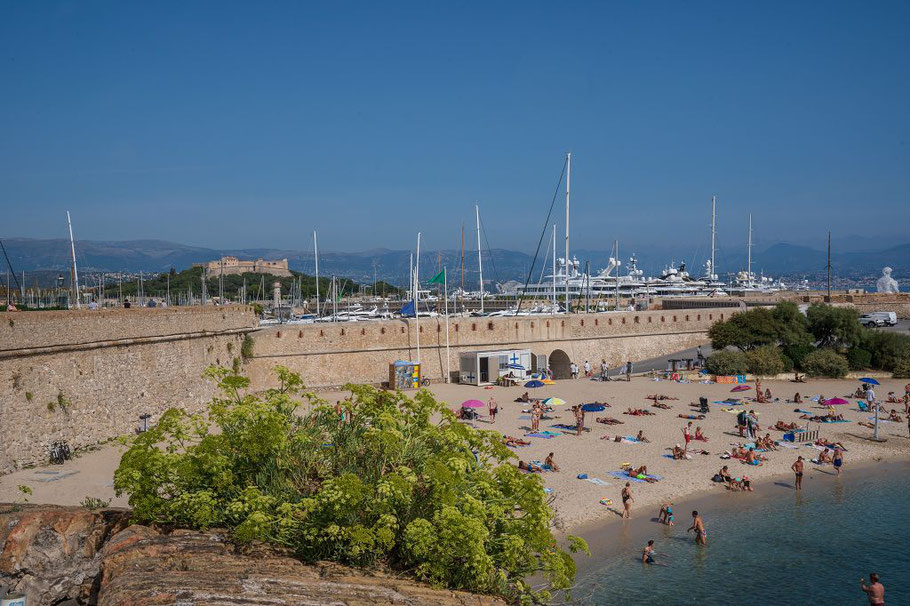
[867,417,892,423]
[777,442,802,449]
[524,432,557,439]
[818,419,850,424]
[795,409,814,415]
[584,477,611,487]
[607,471,663,483]
[552,424,591,432]
[531,460,554,471]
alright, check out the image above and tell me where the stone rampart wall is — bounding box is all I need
[245,308,730,388]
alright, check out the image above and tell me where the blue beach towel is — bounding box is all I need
[525,432,556,439]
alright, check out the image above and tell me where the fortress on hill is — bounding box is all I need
[195,256,292,277]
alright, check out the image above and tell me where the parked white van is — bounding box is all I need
[859,311,898,327]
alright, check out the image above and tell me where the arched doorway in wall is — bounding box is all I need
[550,349,571,379]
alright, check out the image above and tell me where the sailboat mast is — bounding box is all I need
[827,231,832,299]
[711,195,716,280]
[313,230,320,316]
[747,213,752,279]
[415,232,421,364]
[475,204,484,314]
[66,211,80,308]
[614,240,620,310]
[564,152,571,314]
[551,224,557,306]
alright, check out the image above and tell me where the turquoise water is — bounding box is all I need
[569,460,910,605]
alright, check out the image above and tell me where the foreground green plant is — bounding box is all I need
[114,366,586,602]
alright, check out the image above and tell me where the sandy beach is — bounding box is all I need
[3,375,910,534]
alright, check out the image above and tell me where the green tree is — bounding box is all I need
[745,345,785,378]
[705,350,749,376]
[114,366,586,603]
[846,348,872,370]
[806,304,861,348]
[708,308,780,351]
[801,349,849,378]
[892,355,910,379]
[770,301,812,348]
[859,330,910,372]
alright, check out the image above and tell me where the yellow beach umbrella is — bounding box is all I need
[542,397,566,406]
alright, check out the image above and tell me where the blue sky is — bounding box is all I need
[1,1,908,254]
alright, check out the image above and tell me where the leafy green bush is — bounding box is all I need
[745,345,785,377]
[893,356,910,379]
[240,335,255,360]
[783,344,816,370]
[706,350,748,376]
[779,353,794,373]
[860,330,910,372]
[806,304,861,348]
[846,348,872,371]
[114,366,586,602]
[801,349,849,378]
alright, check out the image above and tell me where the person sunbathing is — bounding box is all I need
[755,390,768,404]
[818,395,828,405]
[624,408,655,416]
[792,393,803,404]
[889,409,903,422]
[636,430,650,443]
[503,436,531,447]
[677,413,705,420]
[596,416,624,425]
[859,421,875,429]
[886,392,900,403]
[774,420,798,431]
[671,445,688,460]
[625,465,658,483]
[817,448,833,464]
[693,426,708,441]
[646,394,677,401]
[515,392,531,403]
[651,401,672,410]
[544,452,560,472]
[517,460,542,472]
[853,387,865,398]
[743,447,763,466]
[760,433,778,450]
[815,438,846,451]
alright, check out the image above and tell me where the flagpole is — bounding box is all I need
[415,232,421,368]
[444,266,450,383]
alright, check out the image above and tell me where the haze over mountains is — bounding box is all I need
[3,236,907,289]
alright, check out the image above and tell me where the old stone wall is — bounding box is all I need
[245,308,729,389]
[0,306,258,474]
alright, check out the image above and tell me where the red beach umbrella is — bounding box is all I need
[731,385,752,392]
[461,399,485,408]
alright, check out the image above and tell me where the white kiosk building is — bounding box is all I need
[459,348,533,386]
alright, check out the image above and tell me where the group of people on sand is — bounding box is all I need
[714,465,753,491]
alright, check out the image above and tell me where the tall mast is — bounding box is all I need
[564,152,571,314]
[747,213,753,279]
[415,232,421,364]
[313,230,320,316]
[551,224,557,306]
[66,211,80,308]
[826,231,832,299]
[460,223,465,292]
[475,204,484,313]
[711,195,716,280]
[614,240,620,310]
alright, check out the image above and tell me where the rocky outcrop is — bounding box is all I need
[0,506,505,606]
[0,505,130,605]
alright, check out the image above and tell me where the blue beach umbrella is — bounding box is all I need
[524,380,545,388]
[859,378,880,385]
[581,403,606,412]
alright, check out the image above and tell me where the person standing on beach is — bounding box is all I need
[488,397,497,424]
[683,421,692,453]
[860,573,885,605]
[625,361,633,381]
[531,402,541,432]
[833,449,844,476]
[688,511,706,545]
[600,359,609,381]
[642,540,656,564]
[621,483,633,519]
[583,360,591,377]
[866,387,876,413]
[570,362,579,379]
[574,405,585,436]
[792,456,805,490]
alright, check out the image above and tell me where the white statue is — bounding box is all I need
[876,267,899,293]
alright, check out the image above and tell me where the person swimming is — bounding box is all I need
[642,539,656,564]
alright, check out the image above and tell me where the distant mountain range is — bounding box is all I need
[1,237,907,288]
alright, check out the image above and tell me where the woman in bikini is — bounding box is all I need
[621,483,634,519]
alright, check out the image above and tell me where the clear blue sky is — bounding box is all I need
[2,1,908,254]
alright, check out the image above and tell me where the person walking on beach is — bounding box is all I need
[600,359,609,381]
[570,362,579,379]
[621,483,634,519]
[574,405,585,437]
[860,573,885,606]
[625,361,633,381]
[688,510,706,545]
[583,360,591,377]
[866,387,876,413]
[792,456,805,490]
[683,421,692,453]
[833,449,844,476]
[642,540,656,564]
[488,397,497,424]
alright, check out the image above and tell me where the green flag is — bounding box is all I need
[427,269,445,285]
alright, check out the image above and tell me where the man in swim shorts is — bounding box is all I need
[688,510,706,545]
[791,456,804,490]
[642,539,656,564]
[860,572,885,605]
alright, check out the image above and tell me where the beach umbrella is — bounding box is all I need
[524,380,545,388]
[461,399,485,408]
[542,378,555,385]
[825,397,849,406]
[542,397,566,406]
[581,403,606,412]
[859,378,880,385]
[731,385,751,392]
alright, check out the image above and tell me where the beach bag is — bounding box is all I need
[712,474,724,483]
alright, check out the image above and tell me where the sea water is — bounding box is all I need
[568,460,910,605]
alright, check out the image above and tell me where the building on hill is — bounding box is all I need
[195,256,293,278]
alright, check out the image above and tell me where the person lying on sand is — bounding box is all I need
[646,394,678,401]
[596,416,624,425]
[678,413,705,420]
[651,402,672,410]
[636,430,650,443]
[517,460,543,473]
[503,436,531,447]
[693,426,708,441]
[623,465,659,483]
[815,438,847,451]
[800,413,845,423]
[774,420,798,431]
[859,421,876,429]
[544,452,560,472]
[624,408,655,416]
